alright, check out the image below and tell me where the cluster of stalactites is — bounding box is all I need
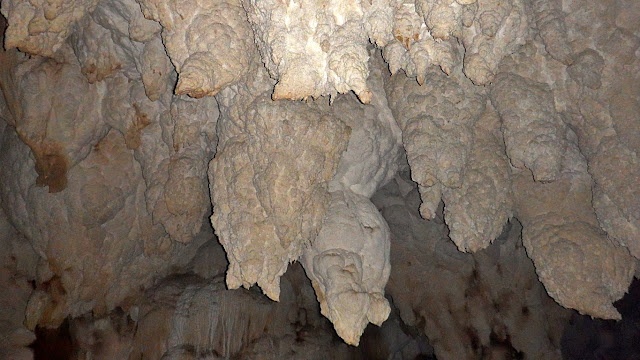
[1,0,529,101]
[1,0,639,350]
[243,0,529,101]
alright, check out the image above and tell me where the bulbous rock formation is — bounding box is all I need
[372,173,572,359]
[511,136,635,319]
[490,72,569,183]
[210,55,351,301]
[301,190,392,346]
[441,104,513,253]
[0,0,639,355]
[243,0,394,102]
[136,0,254,98]
[1,0,101,57]
[299,55,402,345]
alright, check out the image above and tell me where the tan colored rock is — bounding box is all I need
[0,198,38,360]
[461,0,528,85]
[554,0,640,261]
[299,54,401,345]
[383,0,460,81]
[531,0,573,65]
[136,0,254,97]
[415,0,472,40]
[210,57,350,301]
[243,0,395,102]
[384,65,485,219]
[328,52,403,198]
[301,190,391,346]
[490,72,569,183]
[0,0,639,354]
[0,126,206,328]
[512,135,635,319]
[0,43,109,193]
[1,0,100,58]
[69,0,173,100]
[372,174,571,359]
[66,264,356,360]
[441,104,513,252]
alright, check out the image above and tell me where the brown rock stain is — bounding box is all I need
[37,275,67,325]
[124,104,151,149]
[28,141,69,193]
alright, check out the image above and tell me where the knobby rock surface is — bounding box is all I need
[0,0,638,355]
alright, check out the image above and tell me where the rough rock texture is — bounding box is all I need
[0,5,215,334]
[490,1,640,318]
[243,0,394,102]
[56,259,360,360]
[490,72,569,183]
[243,0,529,99]
[556,0,640,261]
[372,173,572,359]
[383,0,460,82]
[39,238,438,360]
[327,53,403,199]
[383,0,529,85]
[135,95,218,244]
[0,125,207,328]
[301,189,392,346]
[459,0,529,85]
[136,0,254,98]
[299,53,402,345]
[126,265,355,360]
[531,0,573,65]
[441,104,513,253]
[384,63,512,253]
[385,66,485,219]
[0,43,109,193]
[511,134,635,320]
[0,0,639,356]
[1,0,100,58]
[0,201,37,360]
[0,0,215,244]
[210,54,351,302]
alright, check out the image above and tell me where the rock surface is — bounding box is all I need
[0,0,638,355]
[372,173,572,359]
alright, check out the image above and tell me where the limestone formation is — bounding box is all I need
[0,202,37,360]
[490,72,569,183]
[371,173,572,359]
[136,0,254,97]
[441,104,513,252]
[298,53,401,345]
[243,0,395,102]
[383,0,460,82]
[531,0,573,65]
[1,0,101,58]
[512,136,635,319]
[460,0,529,85]
[301,190,392,346]
[210,54,350,301]
[384,62,499,253]
[0,0,639,356]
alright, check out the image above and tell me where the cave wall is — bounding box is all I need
[0,0,638,358]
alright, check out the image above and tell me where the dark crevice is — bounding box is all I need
[30,318,74,360]
[562,277,640,359]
